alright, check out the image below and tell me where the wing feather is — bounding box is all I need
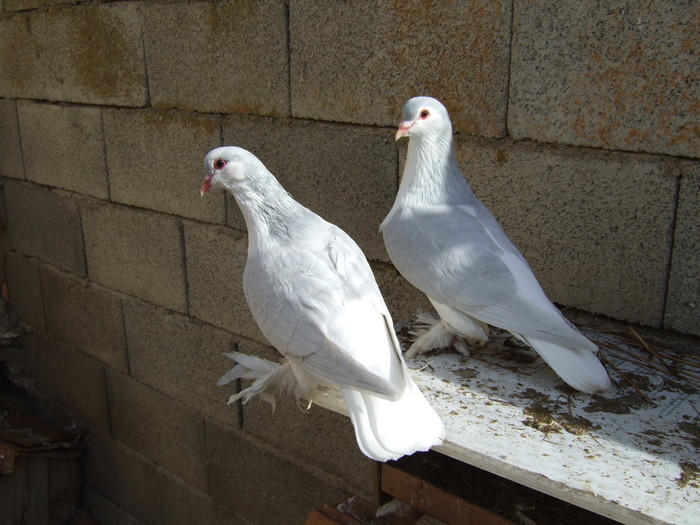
[244,221,404,397]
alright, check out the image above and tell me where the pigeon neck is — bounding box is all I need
[398,132,462,205]
[227,176,303,249]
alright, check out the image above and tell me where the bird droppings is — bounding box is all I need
[678,420,700,448]
[452,367,477,379]
[523,403,561,435]
[516,387,550,403]
[677,462,700,489]
[583,394,647,414]
[663,377,698,395]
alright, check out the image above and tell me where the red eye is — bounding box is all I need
[213,158,226,170]
[419,109,430,119]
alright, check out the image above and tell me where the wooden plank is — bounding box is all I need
[28,456,49,525]
[381,463,514,525]
[49,457,82,523]
[304,508,350,525]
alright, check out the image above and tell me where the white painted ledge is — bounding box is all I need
[315,328,700,525]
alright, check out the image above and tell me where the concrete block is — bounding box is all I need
[83,486,140,525]
[106,369,208,491]
[0,4,147,106]
[83,431,163,525]
[510,2,700,158]
[160,469,248,525]
[243,395,372,492]
[81,202,187,312]
[143,0,288,116]
[222,116,397,260]
[123,299,239,425]
[4,181,86,276]
[665,165,700,336]
[290,0,512,137]
[206,420,345,524]
[5,252,45,331]
[40,265,128,372]
[0,99,24,179]
[104,109,224,223]
[25,332,110,433]
[18,101,108,198]
[184,221,265,343]
[5,1,80,10]
[455,137,678,327]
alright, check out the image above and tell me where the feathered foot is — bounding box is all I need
[218,351,314,412]
[406,312,484,359]
[375,498,415,519]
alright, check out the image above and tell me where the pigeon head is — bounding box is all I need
[200,146,266,196]
[395,96,452,142]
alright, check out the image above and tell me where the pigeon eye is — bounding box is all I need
[419,109,430,119]
[213,158,226,170]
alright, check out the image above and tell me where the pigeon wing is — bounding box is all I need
[244,224,402,398]
[384,203,518,309]
[386,202,592,348]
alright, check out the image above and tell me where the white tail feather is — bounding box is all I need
[219,352,444,461]
[519,335,612,394]
[342,379,445,462]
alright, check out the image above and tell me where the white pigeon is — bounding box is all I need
[380,97,611,394]
[200,146,445,461]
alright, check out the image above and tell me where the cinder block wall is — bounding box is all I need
[0,1,697,524]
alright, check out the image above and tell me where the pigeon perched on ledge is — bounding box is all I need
[380,97,611,394]
[201,146,445,461]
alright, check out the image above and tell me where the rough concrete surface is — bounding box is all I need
[123,299,239,425]
[5,1,79,10]
[83,431,164,525]
[184,220,265,343]
[81,202,187,312]
[4,181,86,276]
[83,486,141,525]
[456,137,677,327]
[206,420,345,525]
[242,394,372,492]
[510,1,700,158]
[665,166,700,336]
[41,265,128,372]
[4,252,45,331]
[25,332,110,433]
[106,369,209,492]
[160,469,249,525]
[105,109,225,223]
[291,0,512,137]
[222,114,398,260]
[18,101,109,198]
[0,3,147,106]
[143,0,288,116]
[0,99,23,179]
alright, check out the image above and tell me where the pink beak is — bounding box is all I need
[200,172,213,197]
[395,120,413,141]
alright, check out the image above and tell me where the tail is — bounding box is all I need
[520,336,612,394]
[342,379,445,462]
[218,352,309,411]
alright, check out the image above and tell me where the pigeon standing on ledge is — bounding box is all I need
[381,97,611,394]
[201,146,444,461]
